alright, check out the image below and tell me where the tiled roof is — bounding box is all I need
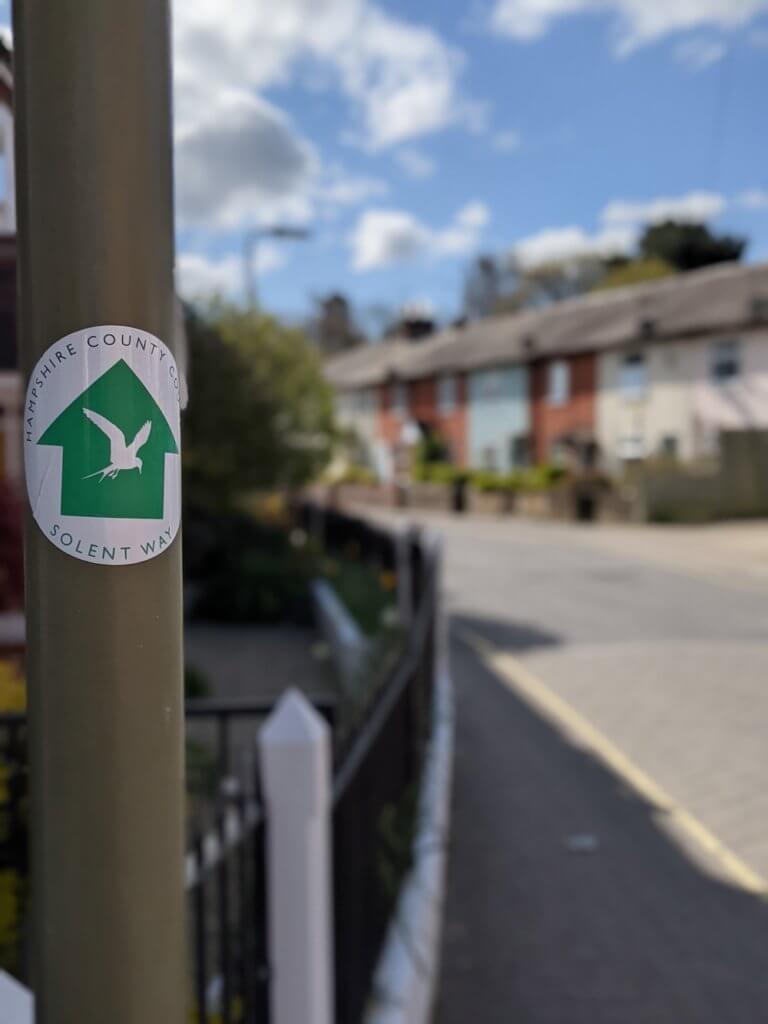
[326,261,768,389]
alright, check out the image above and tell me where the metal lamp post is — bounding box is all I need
[13,1,186,1021]
[243,225,311,309]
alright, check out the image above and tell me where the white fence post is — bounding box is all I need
[259,689,334,1024]
[0,970,33,1023]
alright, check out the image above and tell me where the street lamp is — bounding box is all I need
[243,224,311,309]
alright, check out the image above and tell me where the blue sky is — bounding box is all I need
[4,1,768,328]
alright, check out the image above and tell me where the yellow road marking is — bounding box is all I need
[459,626,768,896]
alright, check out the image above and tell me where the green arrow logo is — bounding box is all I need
[38,359,178,519]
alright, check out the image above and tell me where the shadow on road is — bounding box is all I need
[451,611,562,654]
[437,632,768,1024]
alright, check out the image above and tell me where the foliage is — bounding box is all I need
[466,254,608,315]
[471,470,517,493]
[322,558,395,637]
[184,665,211,700]
[0,869,23,977]
[412,462,468,485]
[639,221,746,272]
[506,256,606,308]
[593,258,675,291]
[0,660,25,712]
[470,464,567,493]
[184,506,319,624]
[0,482,23,612]
[337,465,377,485]
[413,429,451,467]
[519,464,568,491]
[183,303,336,512]
[377,782,419,905]
[464,219,751,318]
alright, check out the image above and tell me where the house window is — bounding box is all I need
[391,381,408,416]
[619,352,647,398]
[548,360,570,406]
[711,340,740,383]
[437,374,457,414]
[660,435,678,459]
[482,446,498,471]
[480,370,501,399]
[618,435,645,461]
[510,435,530,467]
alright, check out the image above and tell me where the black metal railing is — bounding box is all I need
[296,502,398,575]
[184,695,334,1024]
[0,506,438,1024]
[187,768,269,1024]
[0,700,284,1017]
[329,515,437,1024]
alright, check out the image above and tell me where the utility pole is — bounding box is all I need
[243,224,311,309]
[13,2,186,1022]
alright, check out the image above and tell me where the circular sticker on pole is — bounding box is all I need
[24,325,182,565]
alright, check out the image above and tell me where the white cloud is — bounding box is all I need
[173,0,472,153]
[490,0,768,54]
[737,188,768,209]
[350,210,430,270]
[511,225,635,268]
[177,246,284,301]
[349,200,490,270]
[171,0,476,236]
[175,91,317,228]
[601,191,726,226]
[492,130,522,152]
[316,171,389,207]
[675,36,727,68]
[456,200,491,229]
[396,149,436,179]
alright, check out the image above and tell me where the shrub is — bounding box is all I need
[339,465,377,485]
[184,665,211,700]
[411,462,466,485]
[184,506,319,624]
[518,464,568,492]
[471,470,520,494]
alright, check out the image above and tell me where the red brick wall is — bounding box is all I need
[377,381,402,447]
[409,374,467,466]
[376,375,468,466]
[530,353,596,464]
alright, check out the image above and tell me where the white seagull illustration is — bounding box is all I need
[81,408,152,482]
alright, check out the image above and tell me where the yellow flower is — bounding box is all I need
[0,660,25,713]
[379,570,397,592]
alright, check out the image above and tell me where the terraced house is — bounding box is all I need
[327,261,768,479]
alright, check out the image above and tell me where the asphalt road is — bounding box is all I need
[414,514,768,1022]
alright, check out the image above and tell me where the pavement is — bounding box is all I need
[184,622,334,705]
[361,511,768,1022]
[184,622,335,777]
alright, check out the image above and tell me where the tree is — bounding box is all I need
[309,292,363,356]
[464,255,502,319]
[182,303,336,511]
[492,255,606,314]
[639,221,746,272]
[592,257,675,292]
[512,256,606,306]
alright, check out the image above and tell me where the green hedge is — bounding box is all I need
[412,464,567,493]
[412,462,469,485]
